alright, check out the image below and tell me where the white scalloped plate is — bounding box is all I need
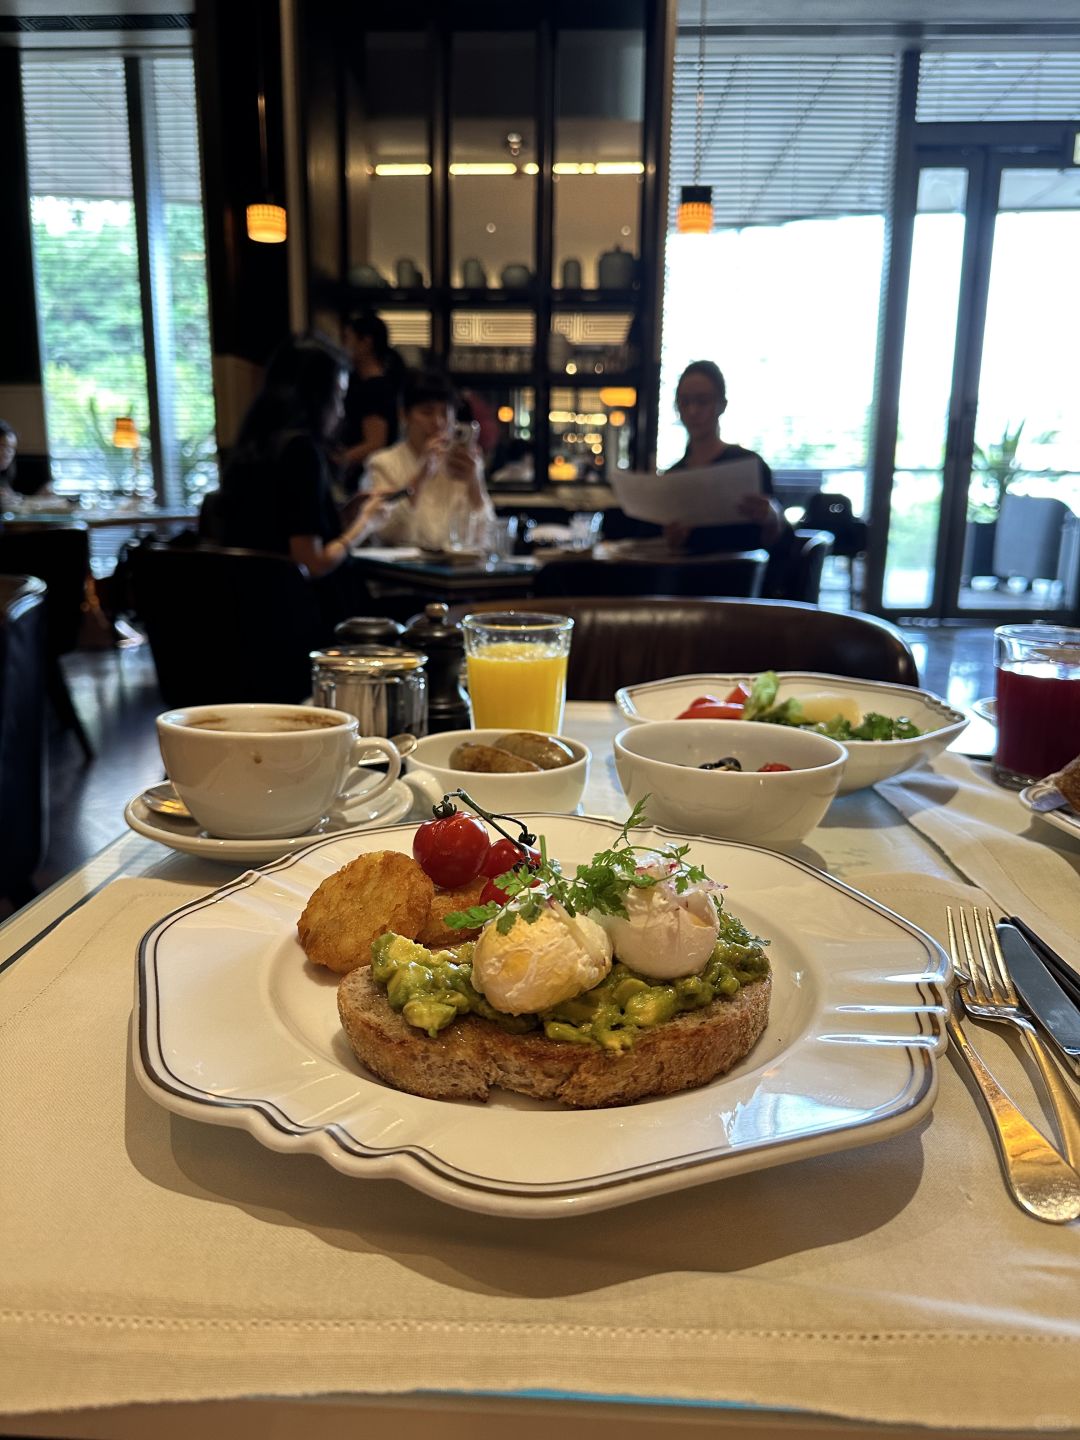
[615,672,967,794]
[134,816,949,1218]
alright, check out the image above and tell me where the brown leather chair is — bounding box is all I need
[761,529,833,604]
[0,575,48,907]
[129,543,332,707]
[448,597,918,701]
[0,524,94,759]
[533,551,768,600]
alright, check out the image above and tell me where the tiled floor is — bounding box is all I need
[7,619,999,918]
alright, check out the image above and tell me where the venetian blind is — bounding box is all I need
[22,53,201,203]
[668,46,902,228]
[150,56,202,204]
[916,51,1080,123]
[22,55,132,201]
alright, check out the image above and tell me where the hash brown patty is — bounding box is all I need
[297,850,434,974]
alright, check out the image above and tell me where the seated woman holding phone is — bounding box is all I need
[663,360,789,556]
[219,334,387,622]
[364,370,494,552]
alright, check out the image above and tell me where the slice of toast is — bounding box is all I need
[337,966,771,1108]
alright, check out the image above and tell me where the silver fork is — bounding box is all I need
[945,908,1080,1223]
[956,907,1080,1172]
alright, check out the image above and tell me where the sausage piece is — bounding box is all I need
[495,732,576,770]
[448,743,541,773]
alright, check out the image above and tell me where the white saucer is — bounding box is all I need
[124,779,414,864]
[971,696,996,723]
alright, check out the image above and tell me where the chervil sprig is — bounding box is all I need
[443,794,710,934]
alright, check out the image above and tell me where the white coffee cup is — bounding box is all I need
[156,703,401,839]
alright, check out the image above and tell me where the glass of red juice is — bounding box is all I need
[993,623,1080,789]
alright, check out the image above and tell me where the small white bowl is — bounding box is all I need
[614,720,847,848]
[405,728,590,815]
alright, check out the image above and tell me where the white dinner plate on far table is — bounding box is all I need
[134,815,949,1218]
[124,778,413,865]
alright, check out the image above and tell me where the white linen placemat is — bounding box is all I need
[2,873,1079,1428]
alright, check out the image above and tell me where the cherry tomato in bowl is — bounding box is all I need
[413,812,490,888]
[758,762,792,772]
[676,701,745,721]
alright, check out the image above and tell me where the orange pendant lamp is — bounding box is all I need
[677,0,713,235]
[247,12,286,244]
[677,185,713,234]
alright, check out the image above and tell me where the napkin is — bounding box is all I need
[876,752,1080,962]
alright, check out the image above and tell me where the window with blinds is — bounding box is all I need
[148,56,217,493]
[660,49,900,486]
[668,49,902,229]
[22,55,151,492]
[21,53,216,500]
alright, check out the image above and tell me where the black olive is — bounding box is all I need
[699,756,742,771]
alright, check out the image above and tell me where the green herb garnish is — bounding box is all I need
[445,797,710,935]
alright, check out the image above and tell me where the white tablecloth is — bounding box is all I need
[2,704,1079,1437]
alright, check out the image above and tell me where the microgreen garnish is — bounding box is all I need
[444,795,711,935]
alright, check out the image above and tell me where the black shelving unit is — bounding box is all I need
[300,0,666,489]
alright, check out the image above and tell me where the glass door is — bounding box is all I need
[959,165,1080,615]
[875,138,1080,620]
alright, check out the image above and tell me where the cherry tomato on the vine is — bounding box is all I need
[480,867,542,906]
[480,877,512,907]
[480,837,539,879]
[412,812,490,888]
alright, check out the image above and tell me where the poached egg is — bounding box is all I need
[472,902,613,1015]
[598,858,721,980]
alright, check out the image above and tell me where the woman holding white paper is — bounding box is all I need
[663,361,787,555]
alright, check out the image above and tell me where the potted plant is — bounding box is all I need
[962,421,1025,584]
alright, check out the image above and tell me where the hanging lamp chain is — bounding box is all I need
[694,0,706,186]
[256,4,269,196]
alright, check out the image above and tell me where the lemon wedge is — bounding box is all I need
[797,692,863,727]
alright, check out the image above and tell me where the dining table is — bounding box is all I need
[350,545,541,599]
[2,503,199,578]
[350,542,770,604]
[2,701,1079,1440]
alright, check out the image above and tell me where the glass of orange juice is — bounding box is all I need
[462,612,573,733]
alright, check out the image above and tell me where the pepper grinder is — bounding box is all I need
[402,603,471,733]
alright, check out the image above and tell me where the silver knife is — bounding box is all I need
[998,922,1080,1076]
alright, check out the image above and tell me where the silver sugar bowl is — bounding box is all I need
[310,646,428,738]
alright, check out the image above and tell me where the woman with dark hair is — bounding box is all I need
[220,334,386,618]
[337,311,403,489]
[365,369,493,551]
[665,360,787,554]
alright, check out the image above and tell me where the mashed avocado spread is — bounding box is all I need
[370,909,769,1050]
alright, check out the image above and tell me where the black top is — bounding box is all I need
[220,433,342,557]
[343,372,400,451]
[666,443,775,553]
